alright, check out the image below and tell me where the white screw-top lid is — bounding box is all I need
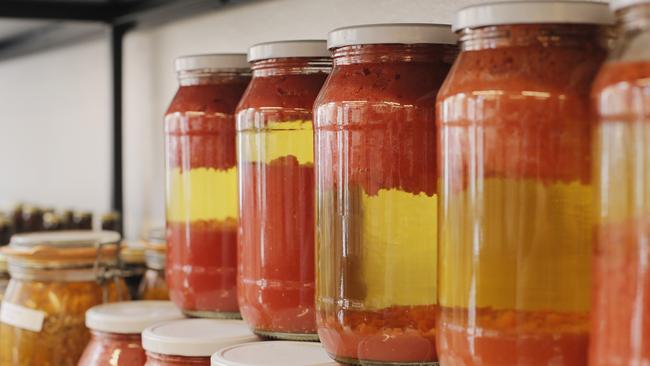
[11,230,120,249]
[611,0,650,11]
[453,1,614,32]
[328,23,457,49]
[175,54,249,72]
[247,40,329,62]
[86,301,183,334]
[211,341,338,366]
[142,319,259,357]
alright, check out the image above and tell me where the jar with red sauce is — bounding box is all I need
[164,54,250,318]
[591,1,650,365]
[314,24,456,365]
[211,341,337,366]
[142,319,259,366]
[236,40,331,341]
[437,2,613,365]
[78,301,182,366]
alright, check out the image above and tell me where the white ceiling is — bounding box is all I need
[0,19,53,39]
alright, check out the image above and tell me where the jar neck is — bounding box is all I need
[618,3,650,34]
[91,330,141,342]
[331,44,457,66]
[177,69,250,86]
[251,57,332,77]
[459,24,612,51]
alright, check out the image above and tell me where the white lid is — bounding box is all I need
[211,341,337,366]
[328,23,457,49]
[611,0,650,11]
[86,301,183,334]
[247,40,329,62]
[453,1,614,32]
[143,319,259,357]
[175,54,249,72]
[10,230,120,249]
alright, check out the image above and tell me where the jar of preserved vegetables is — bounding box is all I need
[437,2,613,366]
[211,341,336,366]
[143,319,259,366]
[314,24,457,365]
[165,54,251,318]
[0,231,129,366]
[139,229,168,300]
[591,1,650,365]
[237,40,331,340]
[78,301,183,366]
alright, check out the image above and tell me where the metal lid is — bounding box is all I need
[611,0,650,10]
[175,54,249,72]
[211,341,337,366]
[328,23,457,49]
[86,301,183,334]
[143,319,259,357]
[247,40,329,62]
[453,1,614,32]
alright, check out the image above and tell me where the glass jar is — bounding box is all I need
[165,54,251,318]
[0,254,9,302]
[591,1,650,365]
[211,341,337,366]
[121,241,147,300]
[78,301,182,366]
[314,24,456,365]
[139,231,169,300]
[0,231,129,366]
[143,318,259,366]
[237,40,331,340]
[437,2,613,366]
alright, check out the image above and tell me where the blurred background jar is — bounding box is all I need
[164,54,250,318]
[591,0,650,365]
[236,40,331,341]
[314,24,457,365]
[0,231,129,366]
[139,228,168,300]
[437,2,613,365]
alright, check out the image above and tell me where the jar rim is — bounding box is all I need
[248,40,329,62]
[86,301,182,334]
[328,23,456,49]
[210,341,337,366]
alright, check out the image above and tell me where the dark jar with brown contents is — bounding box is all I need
[165,54,250,318]
[236,40,331,341]
[314,24,457,365]
[437,2,613,366]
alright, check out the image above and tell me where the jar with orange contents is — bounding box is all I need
[437,2,613,365]
[591,0,650,365]
[165,54,251,318]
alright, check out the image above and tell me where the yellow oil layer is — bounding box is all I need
[317,188,437,310]
[439,178,592,312]
[166,167,238,222]
[238,120,313,164]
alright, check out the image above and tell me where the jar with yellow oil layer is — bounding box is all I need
[165,54,250,318]
[437,2,613,365]
[314,24,457,365]
[236,40,331,340]
[0,231,128,366]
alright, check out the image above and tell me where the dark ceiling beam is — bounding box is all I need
[0,1,116,22]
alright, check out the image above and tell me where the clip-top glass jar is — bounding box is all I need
[314,24,457,365]
[78,301,182,366]
[140,228,169,300]
[237,40,331,340]
[591,1,650,365]
[143,319,259,366]
[165,54,251,318]
[437,2,613,365]
[0,231,129,366]
[211,341,337,366]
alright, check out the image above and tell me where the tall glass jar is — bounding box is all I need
[237,40,331,341]
[142,319,259,366]
[591,1,650,365]
[165,54,251,318]
[314,24,456,365]
[0,231,129,366]
[78,301,182,366]
[437,2,613,366]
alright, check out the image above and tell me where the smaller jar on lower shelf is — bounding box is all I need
[78,301,183,366]
[143,319,259,366]
[211,341,337,366]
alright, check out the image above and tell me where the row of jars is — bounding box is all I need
[164,0,650,365]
